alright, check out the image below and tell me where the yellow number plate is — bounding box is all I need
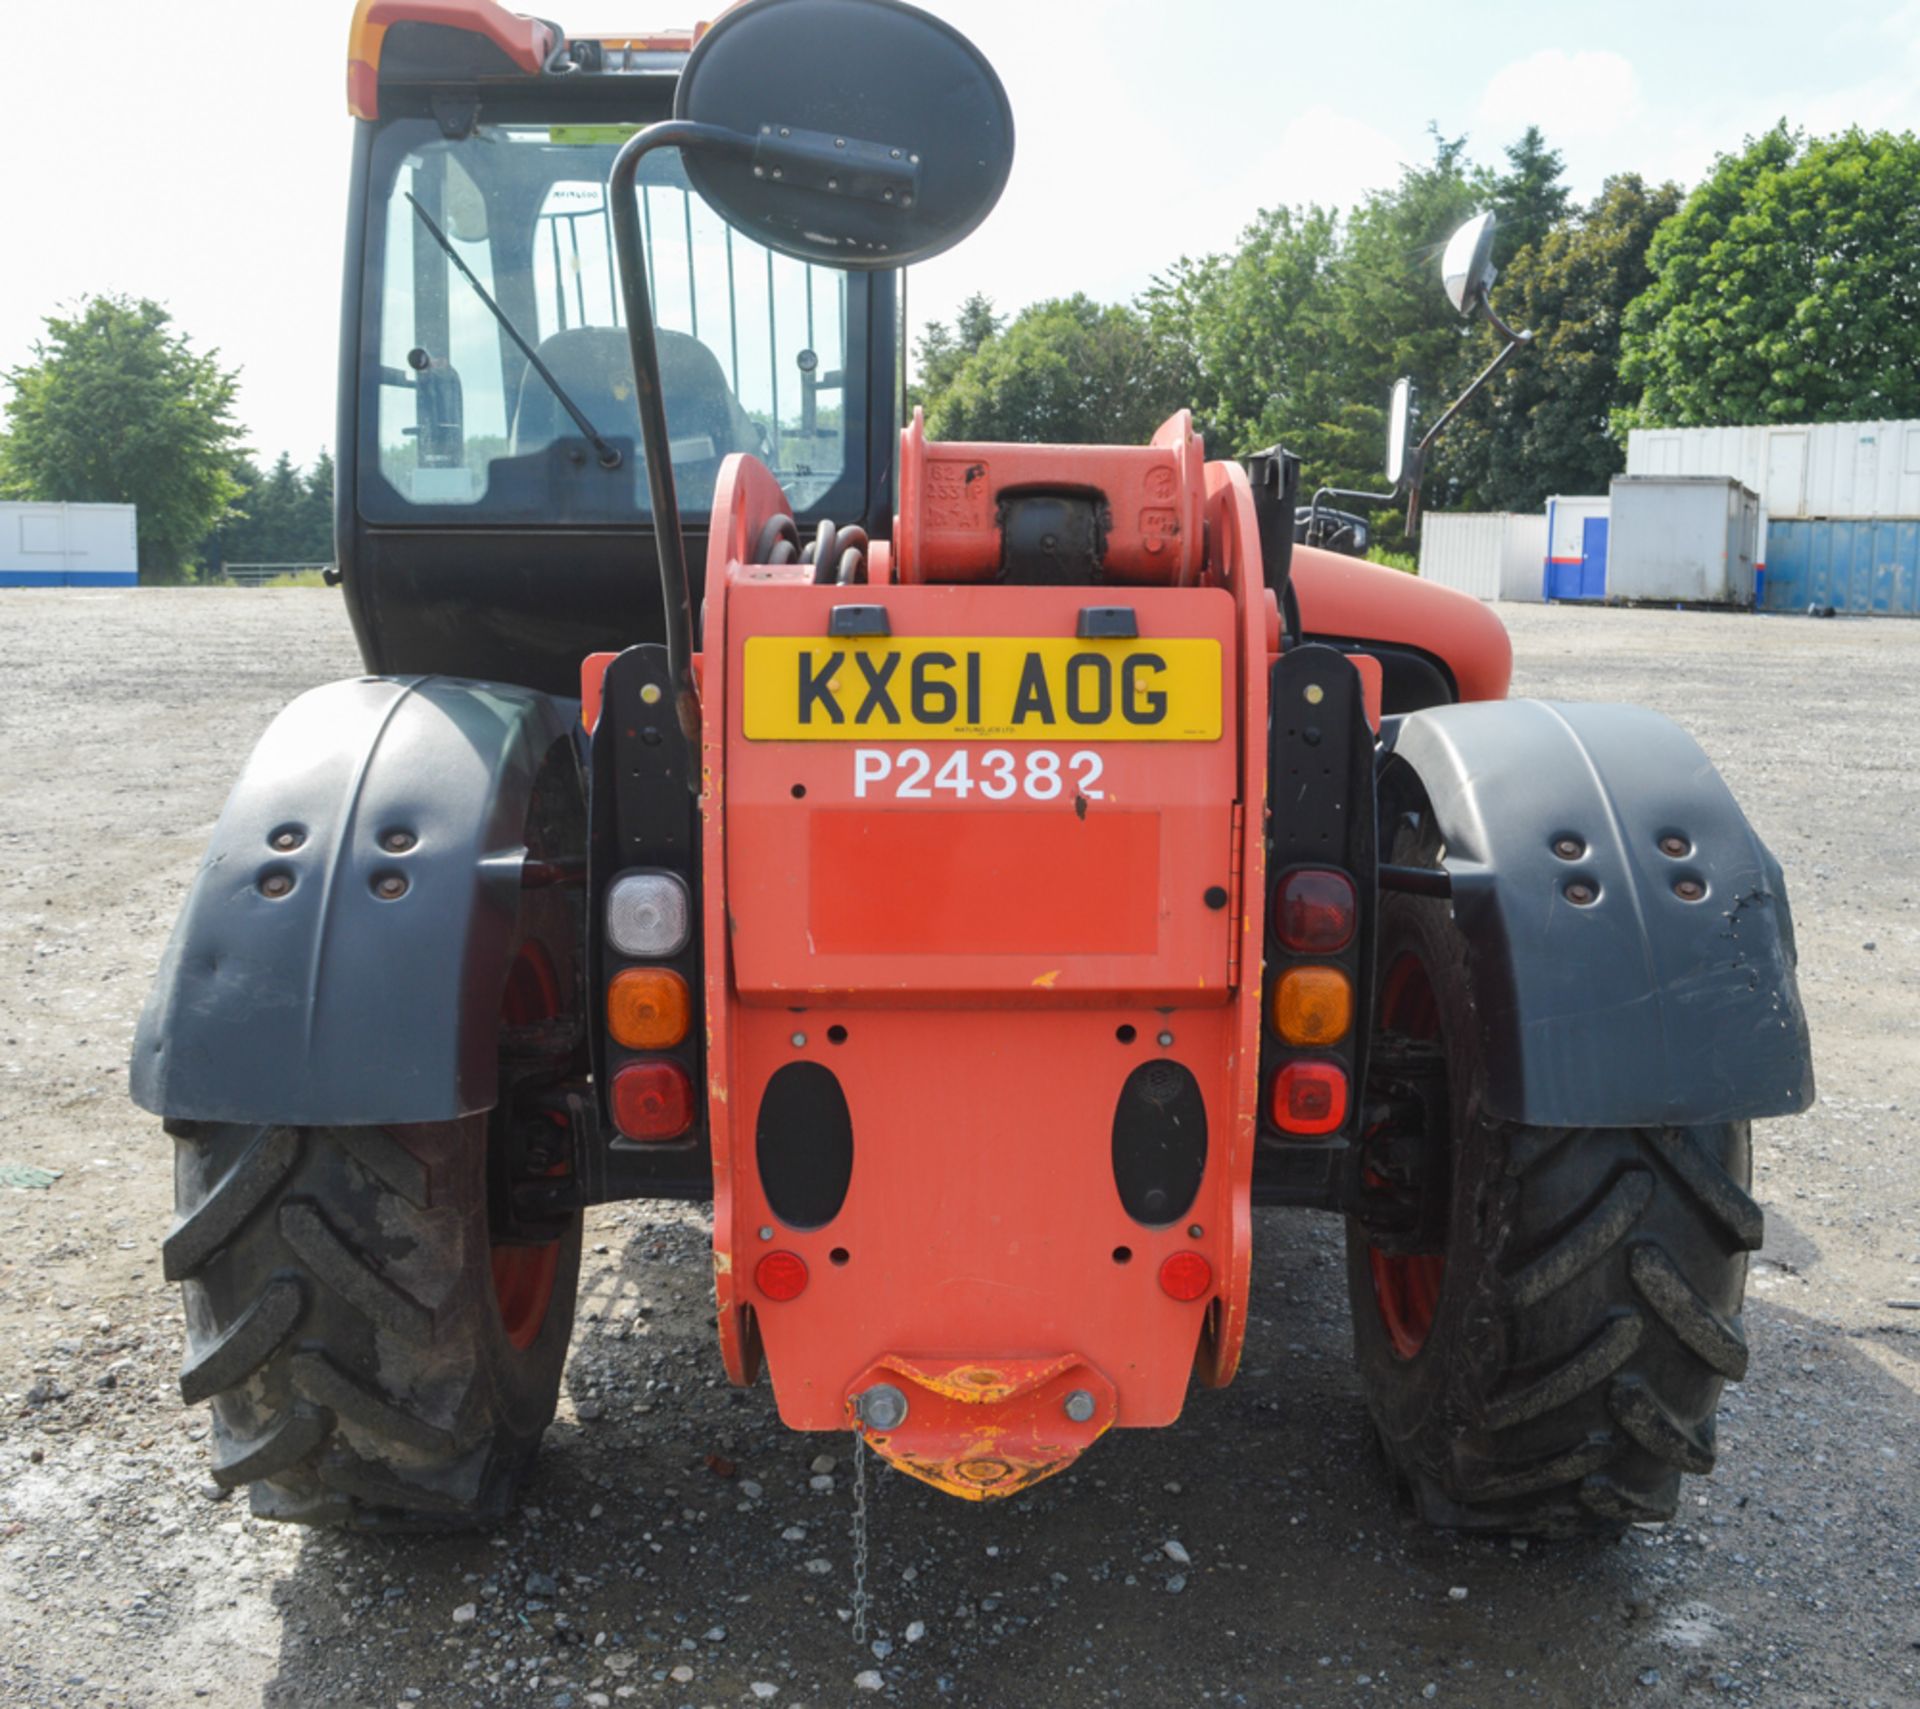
[742,637,1222,741]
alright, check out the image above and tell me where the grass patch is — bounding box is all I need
[260,570,332,588]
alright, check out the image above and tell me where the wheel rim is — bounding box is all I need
[1368,948,1447,1360]
[492,1242,562,1352]
[492,940,565,1352]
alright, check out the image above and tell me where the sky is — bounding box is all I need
[1,0,1916,465]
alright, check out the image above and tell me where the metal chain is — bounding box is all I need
[850,1429,871,1647]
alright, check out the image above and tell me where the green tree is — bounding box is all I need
[1144,203,1343,457]
[1298,131,1493,538]
[911,291,1004,411]
[202,448,336,573]
[302,450,337,562]
[922,294,1187,445]
[1147,127,1492,539]
[0,296,244,579]
[1449,173,1683,510]
[1618,124,1920,429]
[1490,126,1571,270]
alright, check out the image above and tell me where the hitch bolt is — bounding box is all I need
[380,829,416,854]
[1188,1224,1204,1239]
[259,872,294,899]
[374,873,409,901]
[1659,834,1691,858]
[1157,1031,1175,1047]
[1552,836,1585,860]
[790,1032,807,1049]
[1675,878,1706,902]
[1063,1389,1096,1424]
[269,827,304,853]
[758,1225,774,1242]
[857,1383,909,1431]
[1564,880,1597,906]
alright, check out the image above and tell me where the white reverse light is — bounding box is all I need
[606,871,691,958]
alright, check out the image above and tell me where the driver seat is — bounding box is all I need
[509,325,765,472]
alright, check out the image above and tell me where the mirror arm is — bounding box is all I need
[1480,290,1531,350]
[1415,315,1529,460]
[1400,291,1532,539]
[609,121,758,784]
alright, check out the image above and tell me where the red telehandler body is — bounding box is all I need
[135,0,1810,1536]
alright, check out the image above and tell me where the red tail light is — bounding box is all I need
[1158,1251,1213,1301]
[612,1060,694,1140]
[1274,868,1356,953]
[755,1250,809,1301]
[1272,1060,1349,1135]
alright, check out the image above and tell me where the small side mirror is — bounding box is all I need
[672,0,1014,270]
[1385,376,1413,487]
[1441,211,1498,316]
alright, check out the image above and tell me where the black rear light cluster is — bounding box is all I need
[1260,646,1376,1145]
[588,648,706,1154]
[1266,867,1358,1135]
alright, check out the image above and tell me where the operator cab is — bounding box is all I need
[340,10,892,691]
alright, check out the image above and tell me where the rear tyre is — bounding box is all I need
[164,907,585,1530]
[166,1115,581,1528]
[1346,886,1763,1537]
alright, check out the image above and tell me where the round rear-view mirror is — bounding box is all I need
[672,0,1014,270]
[1441,211,1498,316]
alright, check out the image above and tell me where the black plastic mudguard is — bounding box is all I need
[1382,699,1814,1128]
[131,675,579,1126]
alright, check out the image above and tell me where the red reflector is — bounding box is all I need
[1272,1061,1350,1135]
[1275,868,1356,953]
[755,1250,809,1301]
[1158,1251,1213,1302]
[612,1060,694,1140]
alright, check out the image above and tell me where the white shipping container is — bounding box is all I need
[1627,419,1920,569]
[0,502,139,586]
[1628,419,1920,518]
[1417,512,1547,601]
[1607,476,1759,605]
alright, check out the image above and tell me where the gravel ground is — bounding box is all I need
[0,590,1915,1709]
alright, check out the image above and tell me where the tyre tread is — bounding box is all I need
[279,1199,435,1340]
[1505,1168,1654,1307]
[163,1126,300,1282]
[178,1275,305,1405]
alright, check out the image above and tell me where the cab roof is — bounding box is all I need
[347,0,705,120]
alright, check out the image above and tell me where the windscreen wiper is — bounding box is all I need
[404,192,623,470]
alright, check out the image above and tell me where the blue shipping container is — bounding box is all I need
[1764,518,1920,615]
